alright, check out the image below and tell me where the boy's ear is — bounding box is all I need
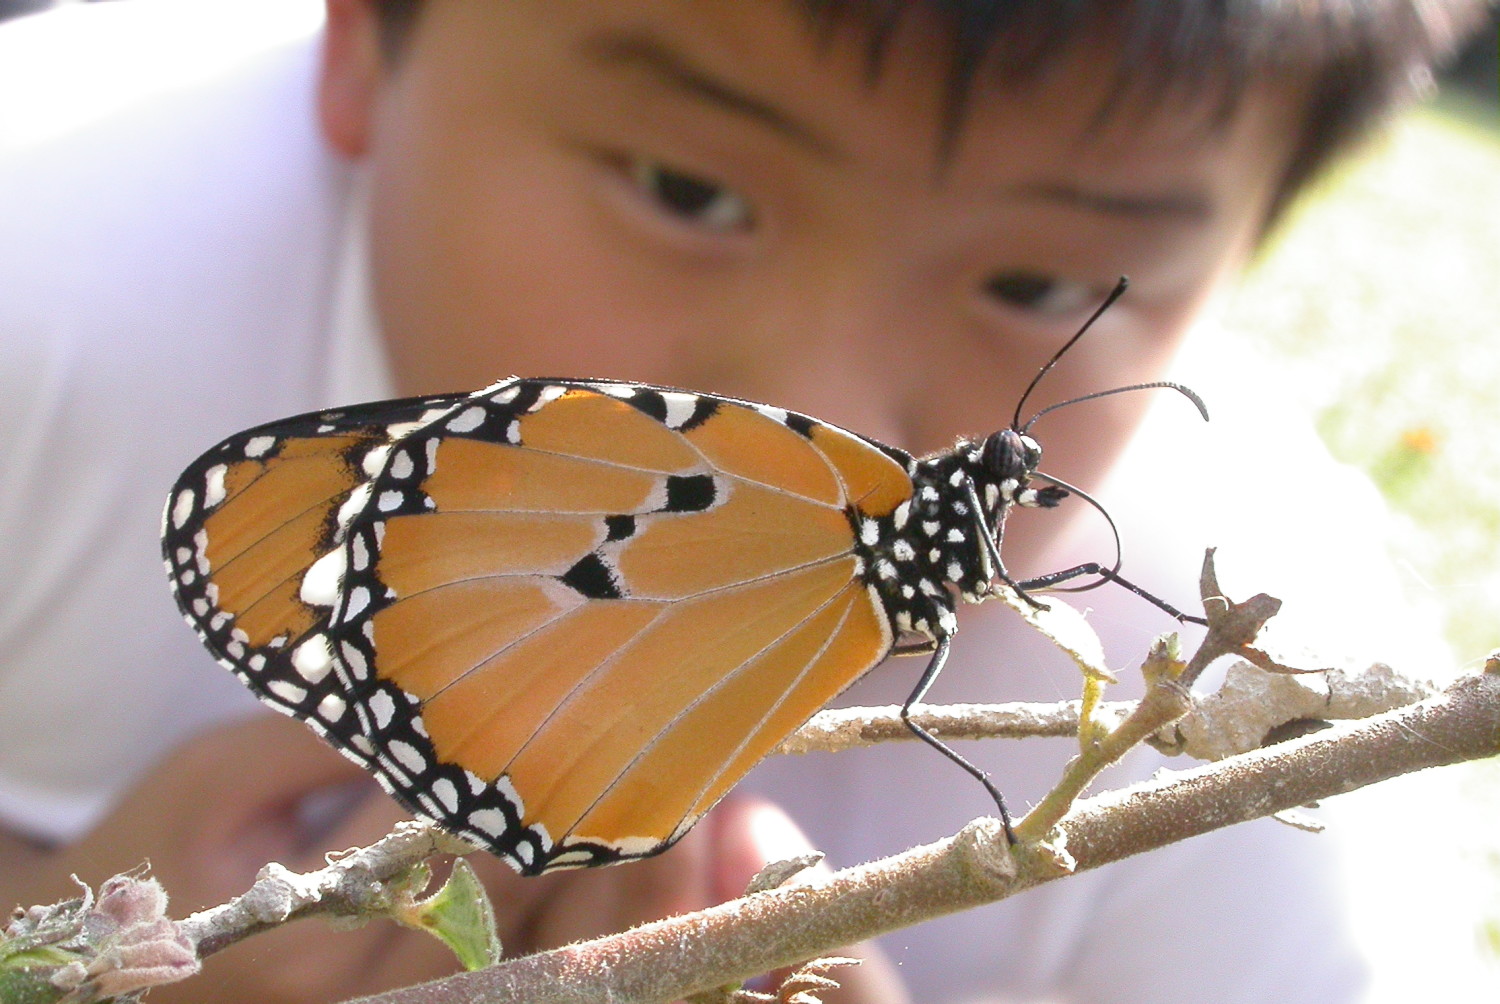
[319,0,387,158]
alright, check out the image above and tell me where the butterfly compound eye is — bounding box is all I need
[980,429,1040,483]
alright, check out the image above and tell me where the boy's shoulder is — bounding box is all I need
[0,0,323,156]
[0,0,351,400]
[0,0,371,499]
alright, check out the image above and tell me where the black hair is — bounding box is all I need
[369,0,1489,224]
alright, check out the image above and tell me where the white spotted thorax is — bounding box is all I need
[856,426,1065,649]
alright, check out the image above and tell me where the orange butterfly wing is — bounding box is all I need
[321,380,913,872]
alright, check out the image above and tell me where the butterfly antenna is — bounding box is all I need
[1010,277,1130,431]
[1021,381,1208,435]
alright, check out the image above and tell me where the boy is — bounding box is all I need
[0,1,1482,1000]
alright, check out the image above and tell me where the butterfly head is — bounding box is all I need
[975,427,1069,517]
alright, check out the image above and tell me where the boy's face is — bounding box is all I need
[326,0,1296,564]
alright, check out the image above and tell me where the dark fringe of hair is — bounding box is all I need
[370,0,1490,222]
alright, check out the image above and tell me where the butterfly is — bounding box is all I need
[162,284,1204,875]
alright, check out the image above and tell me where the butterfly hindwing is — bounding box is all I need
[318,378,913,873]
[161,394,468,748]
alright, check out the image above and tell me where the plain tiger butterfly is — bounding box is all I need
[163,284,1204,875]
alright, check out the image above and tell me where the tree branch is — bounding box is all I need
[180,822,477,958]
[341,661,1500,1004]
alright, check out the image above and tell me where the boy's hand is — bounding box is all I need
[2,715,908,1003]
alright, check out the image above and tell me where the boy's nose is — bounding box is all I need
[674,270,927,453]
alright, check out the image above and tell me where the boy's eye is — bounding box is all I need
[984,271,1096,317]
[628,158,754,233]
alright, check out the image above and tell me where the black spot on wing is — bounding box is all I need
[672,395,719,432]
[782,411,817,438]
[604,514,636,541]
[626,389,668,423]
[664,474,716,513]
[561,552,623,599]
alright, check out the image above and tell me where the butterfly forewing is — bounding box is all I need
[322,379,913,873]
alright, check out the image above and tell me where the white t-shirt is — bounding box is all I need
[1,2,1449,1000]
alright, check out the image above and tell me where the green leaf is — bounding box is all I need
[0,964,67,1004]
[401,859,501,971]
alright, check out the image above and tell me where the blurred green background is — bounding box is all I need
[1224,95,1500,665]
[1219,62,1500,987]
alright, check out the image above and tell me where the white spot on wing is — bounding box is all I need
[363,444,392,478]
[369,689,397,730]
[495,775,525,813]
[534,385,568,409]
[292,634,334,684]
[344,585,372,620]
[268,679,308,705]
[387,739,428,775]
[573,834,662,858]
[337,482,373,528]
[661,392,698,428]
[446,406,486,433]
[340,640,369,679]
[755,404,789,424]
[171,489,195,529]
[469,808,510,838]
[317,694,347,722]
[351,533,371,571]
[301,548,347,607]
[203,464,228,509]
[389,448,415,480]
[432,778,459,814]
[242,435,276,459]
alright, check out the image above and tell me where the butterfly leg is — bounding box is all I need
[1018,564,1207,625]
[962,478,1048,612]
[901,634,1017,843]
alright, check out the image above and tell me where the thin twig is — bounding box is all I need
[180,822,476,958]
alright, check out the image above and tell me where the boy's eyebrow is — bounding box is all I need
[1013,182,1213,222]
[578,31,841,161]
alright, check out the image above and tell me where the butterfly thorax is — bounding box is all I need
[850,428,1065,647]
